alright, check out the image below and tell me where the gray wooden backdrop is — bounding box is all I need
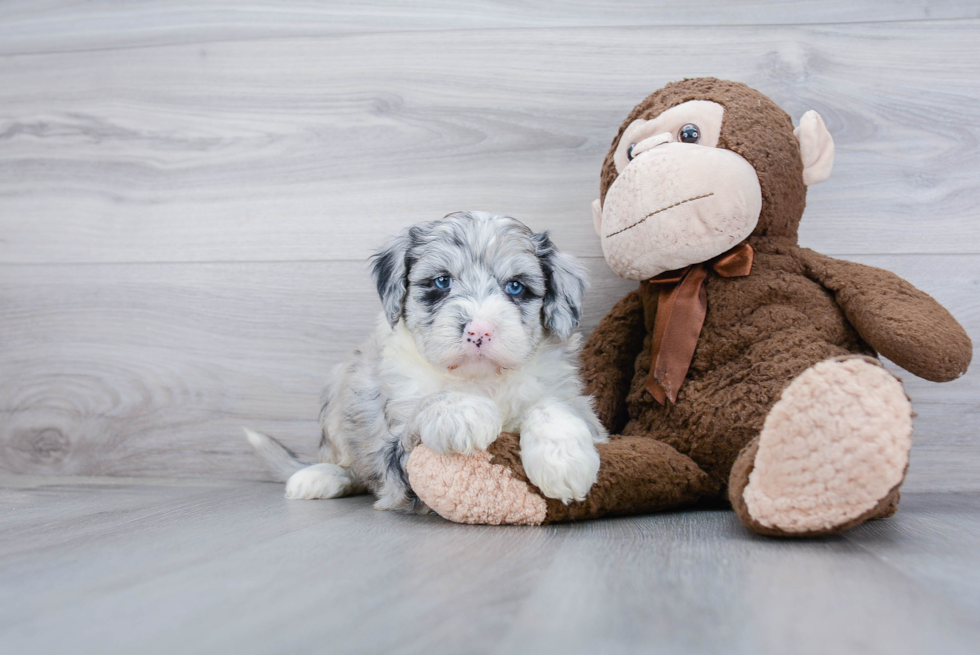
[1,1,978,491]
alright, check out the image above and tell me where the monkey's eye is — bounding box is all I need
[505,280,524,296]
[433,276,452,290]
[679,124,700,144]
[627,143,637,161]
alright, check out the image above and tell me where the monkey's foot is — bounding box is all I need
[731,356,912,536]
[409,432,720,525]
[407,437,548,526]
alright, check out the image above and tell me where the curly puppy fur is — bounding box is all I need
[247,211,607,510]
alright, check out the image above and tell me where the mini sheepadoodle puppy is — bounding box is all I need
[246,211,607,511]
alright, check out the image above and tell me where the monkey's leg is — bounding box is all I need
[728,356,911,537]
[406,433,721,525]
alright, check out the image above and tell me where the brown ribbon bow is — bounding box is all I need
[644,242,754,404]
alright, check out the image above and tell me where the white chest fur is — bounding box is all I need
[378,319,583,433]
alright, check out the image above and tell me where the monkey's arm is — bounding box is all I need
[580,289,647,432]
[799,249,972,382]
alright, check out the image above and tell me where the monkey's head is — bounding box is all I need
[593,78,835,280]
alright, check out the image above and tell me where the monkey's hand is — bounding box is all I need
[800,248,972,382]
[581,289,647,433]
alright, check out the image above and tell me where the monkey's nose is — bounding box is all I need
[630,132,673,159]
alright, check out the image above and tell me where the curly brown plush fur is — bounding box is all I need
[407,79,972,536]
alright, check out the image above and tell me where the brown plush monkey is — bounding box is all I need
[407,78,972,536]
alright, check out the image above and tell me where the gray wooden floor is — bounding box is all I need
[2,476,979,655]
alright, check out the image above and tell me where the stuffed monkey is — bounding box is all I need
[407,78,972,536]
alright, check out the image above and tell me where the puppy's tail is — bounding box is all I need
[244,428,310,482]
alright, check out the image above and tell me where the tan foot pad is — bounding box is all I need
[743,358,912,534]
[407,446,547,525]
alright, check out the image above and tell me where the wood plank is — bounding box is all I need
[844,492,980,616]
[1,254,976,490]
[2,2,978,56]
[497,505,980,654]
[1,478,978,654]
[1,21,979,264]
[0,257,629,480]
[0,477,567,655]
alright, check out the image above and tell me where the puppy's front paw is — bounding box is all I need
[521,415,600,504]
[415,394,503,455]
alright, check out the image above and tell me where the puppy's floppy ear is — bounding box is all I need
[532,231,587,340]
[371,227,415,327]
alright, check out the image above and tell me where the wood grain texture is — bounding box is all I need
[1,478,979,654]
[1,254,976,490]
[0,4,977,488]
[0,258,630,479]
[2,2,979,56]
[844,492,980,616]
[1,20,979,264]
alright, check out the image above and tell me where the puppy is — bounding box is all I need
[246,211,607,511]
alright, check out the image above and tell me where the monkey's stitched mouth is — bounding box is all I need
[606,193,715,238]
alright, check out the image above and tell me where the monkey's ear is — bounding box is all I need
[591,198,603,236]
[794,110,835,186]
[533,232,587,341]
[370,228,413,327]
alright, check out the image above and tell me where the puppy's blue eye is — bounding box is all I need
[434,276,452,290]
[505,280,524,296]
